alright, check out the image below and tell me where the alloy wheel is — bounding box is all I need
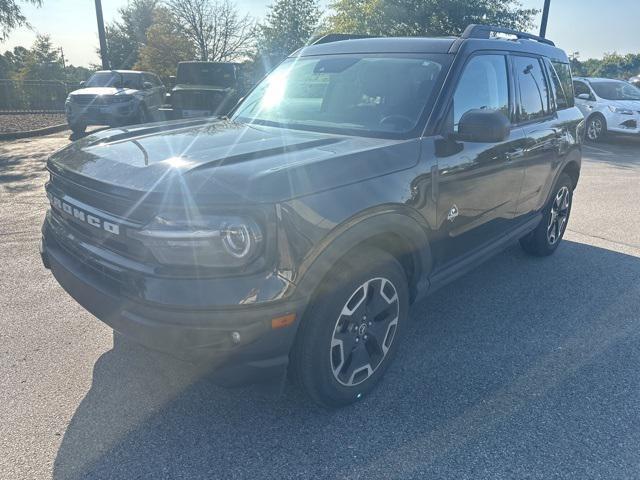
[587,117,603,140]
[330,277,400,386]
[547,186,571,245]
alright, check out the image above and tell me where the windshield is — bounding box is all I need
[232,55,446,136]
[177,63,236,87]
[591,80,640,101]
[85,72,142,89]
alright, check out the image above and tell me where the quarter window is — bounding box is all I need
[514,56,551,122]
[452,54,509,131]
[545,58,569,110]
[551,61,574,107]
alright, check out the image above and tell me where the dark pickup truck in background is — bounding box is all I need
[166,62,242,119]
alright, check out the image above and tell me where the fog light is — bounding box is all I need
[231,331,241,344]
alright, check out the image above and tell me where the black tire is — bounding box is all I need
[290,247,409,408]
[69,123,85,134]
[135,104,149,124]
[520,173,574,257]
[586,114,607,142]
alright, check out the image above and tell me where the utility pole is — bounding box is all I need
[95,0,110,70]
[539,0,551,38]
[58,47,66,71]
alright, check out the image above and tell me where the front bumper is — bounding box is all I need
[66,102,137,126]
[604,111,640,135]
[41,216,305,386]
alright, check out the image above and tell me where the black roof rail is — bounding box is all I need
[461,24,555,46]
[311,33,374,45]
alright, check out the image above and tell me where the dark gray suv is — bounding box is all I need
[42,25,583,407]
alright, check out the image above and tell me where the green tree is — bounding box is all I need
[135,7,195,80]
[328,0,537,36]
[0,0,42,40]
[102,0,158,69]
[256,0,322,71]
[17,34,64,80]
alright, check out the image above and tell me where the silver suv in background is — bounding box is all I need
[65,70,166,134]
[573,76,640,141]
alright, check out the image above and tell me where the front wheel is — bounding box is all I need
[586,115,607,142]
[520,173,573,256]
[290,248,409,408]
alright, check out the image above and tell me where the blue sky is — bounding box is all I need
[1,0,639,66]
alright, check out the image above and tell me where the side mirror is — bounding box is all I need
[142,81,153,90]
[456,109,511,143]
[79,81,86,88]
[576,93,591,100]
[168,76,176,88]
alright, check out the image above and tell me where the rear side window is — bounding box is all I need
[514,56,551,122]
[545,58,570,110]
[550,61,574,107]
[452,54,509,131]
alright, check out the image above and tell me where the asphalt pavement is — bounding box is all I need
[1,131,639,479]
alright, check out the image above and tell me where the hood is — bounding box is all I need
[69,87,138,97]
[605,99,640,110]
[47,119,419,205]
[172,84,232,92]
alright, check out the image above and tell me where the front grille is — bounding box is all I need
[72,95,98,105]
[173,91,225,111]
[71,95,127,105]
[46,174,156,263]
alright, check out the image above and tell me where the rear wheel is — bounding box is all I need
[290,248,409,408]
[520,173,573,256]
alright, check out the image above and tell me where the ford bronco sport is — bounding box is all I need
[41,25,583,407]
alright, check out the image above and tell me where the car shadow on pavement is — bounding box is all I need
[53,240,640,479]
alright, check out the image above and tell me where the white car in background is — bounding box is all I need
[573,77,640,141]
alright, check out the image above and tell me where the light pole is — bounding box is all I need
[539,0,551,38]
[95,0,110,69]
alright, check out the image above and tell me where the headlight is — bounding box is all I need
[129,213,264,268]
[608,105,634,115]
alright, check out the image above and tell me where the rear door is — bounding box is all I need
[433,53,527,265]
[512,55,563,216]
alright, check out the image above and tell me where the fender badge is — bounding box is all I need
[447,205,459,222]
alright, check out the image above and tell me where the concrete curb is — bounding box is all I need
[0,123,69,141]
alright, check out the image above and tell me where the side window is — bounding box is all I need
[545,58,569,110]
[573,80,591,98]
[514,56,551,122]
[551,61,574,107]
[452,54,509,131]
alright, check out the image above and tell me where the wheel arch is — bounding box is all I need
[295,208,433,308]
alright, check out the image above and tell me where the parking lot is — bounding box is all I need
[1,131,639,479]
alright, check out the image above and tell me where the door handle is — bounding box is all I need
[505,148,524,162]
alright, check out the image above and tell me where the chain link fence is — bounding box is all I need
[0,80,81,114]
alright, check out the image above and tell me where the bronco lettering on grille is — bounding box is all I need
[50,195,120,235]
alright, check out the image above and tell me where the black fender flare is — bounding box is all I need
[294,207,433,307]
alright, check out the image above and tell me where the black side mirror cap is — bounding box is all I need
[456,109,511,143]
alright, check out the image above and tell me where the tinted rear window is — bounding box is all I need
[177,63,236,87]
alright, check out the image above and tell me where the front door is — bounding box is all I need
[433,53,526,267]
